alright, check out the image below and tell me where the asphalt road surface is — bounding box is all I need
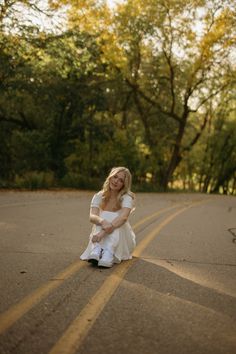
[0,191,236,354]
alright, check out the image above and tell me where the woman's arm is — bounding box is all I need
[91,207,131,243]
[91,229,106,243]
[110,207,131,229]
[89,207,103,225]
[90,207,113,232]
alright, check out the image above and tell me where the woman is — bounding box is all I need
[80,167,136,268]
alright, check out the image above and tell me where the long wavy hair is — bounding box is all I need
[100,167,135,211]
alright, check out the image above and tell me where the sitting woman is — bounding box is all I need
[80,166,136,268]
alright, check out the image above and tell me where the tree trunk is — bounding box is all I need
[202,178,208,193]
[161,119,186,190]
[231,176,236,195]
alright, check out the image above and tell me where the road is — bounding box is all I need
[0,191,235,354]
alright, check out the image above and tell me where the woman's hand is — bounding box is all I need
[92,234,101,243]
[92,230,105,243]
[101,220,114,233]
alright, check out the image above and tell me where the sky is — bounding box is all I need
[16,0,124,32]
[107,0,123,6]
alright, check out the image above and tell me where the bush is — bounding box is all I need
[61,172,102,190]
[13,171,55,189]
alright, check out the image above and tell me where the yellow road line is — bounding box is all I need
[0,261,86,334]
[49,204,191,354]
[133,206,189,257]
[49,258,136,354]
[0,203,179,335]
[132,203,181,230]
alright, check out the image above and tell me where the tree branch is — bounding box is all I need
[163,47,176,115]
[183,112,209,152]
[124,75,182,123]
[189,83,229,113]
[0,110,35,130]
[133,92,155,147]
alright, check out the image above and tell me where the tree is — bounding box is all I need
[61,0,235,189]
[114,0,236,189]
[1,0,235,192]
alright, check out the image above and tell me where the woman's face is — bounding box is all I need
[109,171,125,192]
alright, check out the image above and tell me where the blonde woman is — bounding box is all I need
[80,167,136,268]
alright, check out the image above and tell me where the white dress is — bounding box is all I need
[80,192,136,263]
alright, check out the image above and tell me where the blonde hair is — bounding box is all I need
[100,166,134,210]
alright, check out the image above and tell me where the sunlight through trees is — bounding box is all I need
[0,0,235,193]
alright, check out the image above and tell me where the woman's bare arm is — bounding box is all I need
[90,207,113,232]
[89,207,103,225]
[110,207,131,229]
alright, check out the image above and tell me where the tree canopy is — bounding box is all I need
[0,0,235,193]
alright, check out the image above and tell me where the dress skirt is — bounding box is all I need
[80,210,136,263]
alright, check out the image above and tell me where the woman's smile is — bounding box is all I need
[110,172,125,191]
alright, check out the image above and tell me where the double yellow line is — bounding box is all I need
[49,204,191,354]
[0,203,180,335]
[0,259,87,335]
[1,199,207,354]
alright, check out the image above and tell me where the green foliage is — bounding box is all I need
[10,130,51,172]
[177,94,236,194]
[13,171,55,190]
[0,0,235,194]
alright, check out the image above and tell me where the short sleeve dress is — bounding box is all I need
[80,192,136,264]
